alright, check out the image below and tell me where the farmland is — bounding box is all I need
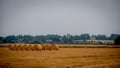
[0,44,120,68]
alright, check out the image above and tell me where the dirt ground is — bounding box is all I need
[0,47,120,68]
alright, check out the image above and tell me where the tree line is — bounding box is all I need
[0,34,119,44]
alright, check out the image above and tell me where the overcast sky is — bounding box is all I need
[0,0,120,36]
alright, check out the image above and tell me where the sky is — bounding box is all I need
[0,0,120,36]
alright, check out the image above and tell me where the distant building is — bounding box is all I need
[45,40,53,43]
[73,40,86,44]
[73,40,114,45]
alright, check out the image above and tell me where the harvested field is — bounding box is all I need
[0,44,120,68]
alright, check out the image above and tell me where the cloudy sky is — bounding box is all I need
[0,0,120,36]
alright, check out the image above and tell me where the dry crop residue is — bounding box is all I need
[0,46,120,68]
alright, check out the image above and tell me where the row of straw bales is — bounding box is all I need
[8,44,59,51]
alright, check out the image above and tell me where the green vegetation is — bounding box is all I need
[114,35,120,45]
[0,34,119,44]
[59,45,120,48]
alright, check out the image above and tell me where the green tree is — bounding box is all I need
[114,35,120,45]
[23,35,34,43]
[0,37,3,41]
[110,34,119,40]
[4,35,17,43]
[80,34,90,40]
[95,34,108,40]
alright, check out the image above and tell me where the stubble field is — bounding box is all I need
[0,44,120,68]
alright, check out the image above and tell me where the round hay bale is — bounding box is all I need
[8,44,15,50]
[41,44,46,50]
[34,44,42,51]
[19,44,25,50]
[44,44,48,50]
[33,44,37,51]
[51,44,59,50]
[29,44,35,51]
[23,44,30,51]
[44,44,52,50]
[43,44,48,50]
[17,44,21,50]
[14,44,19,51]
[38,44,43,50]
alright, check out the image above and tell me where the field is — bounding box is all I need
[0,44,120,68]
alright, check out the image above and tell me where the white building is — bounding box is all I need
[73,40,114,45]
